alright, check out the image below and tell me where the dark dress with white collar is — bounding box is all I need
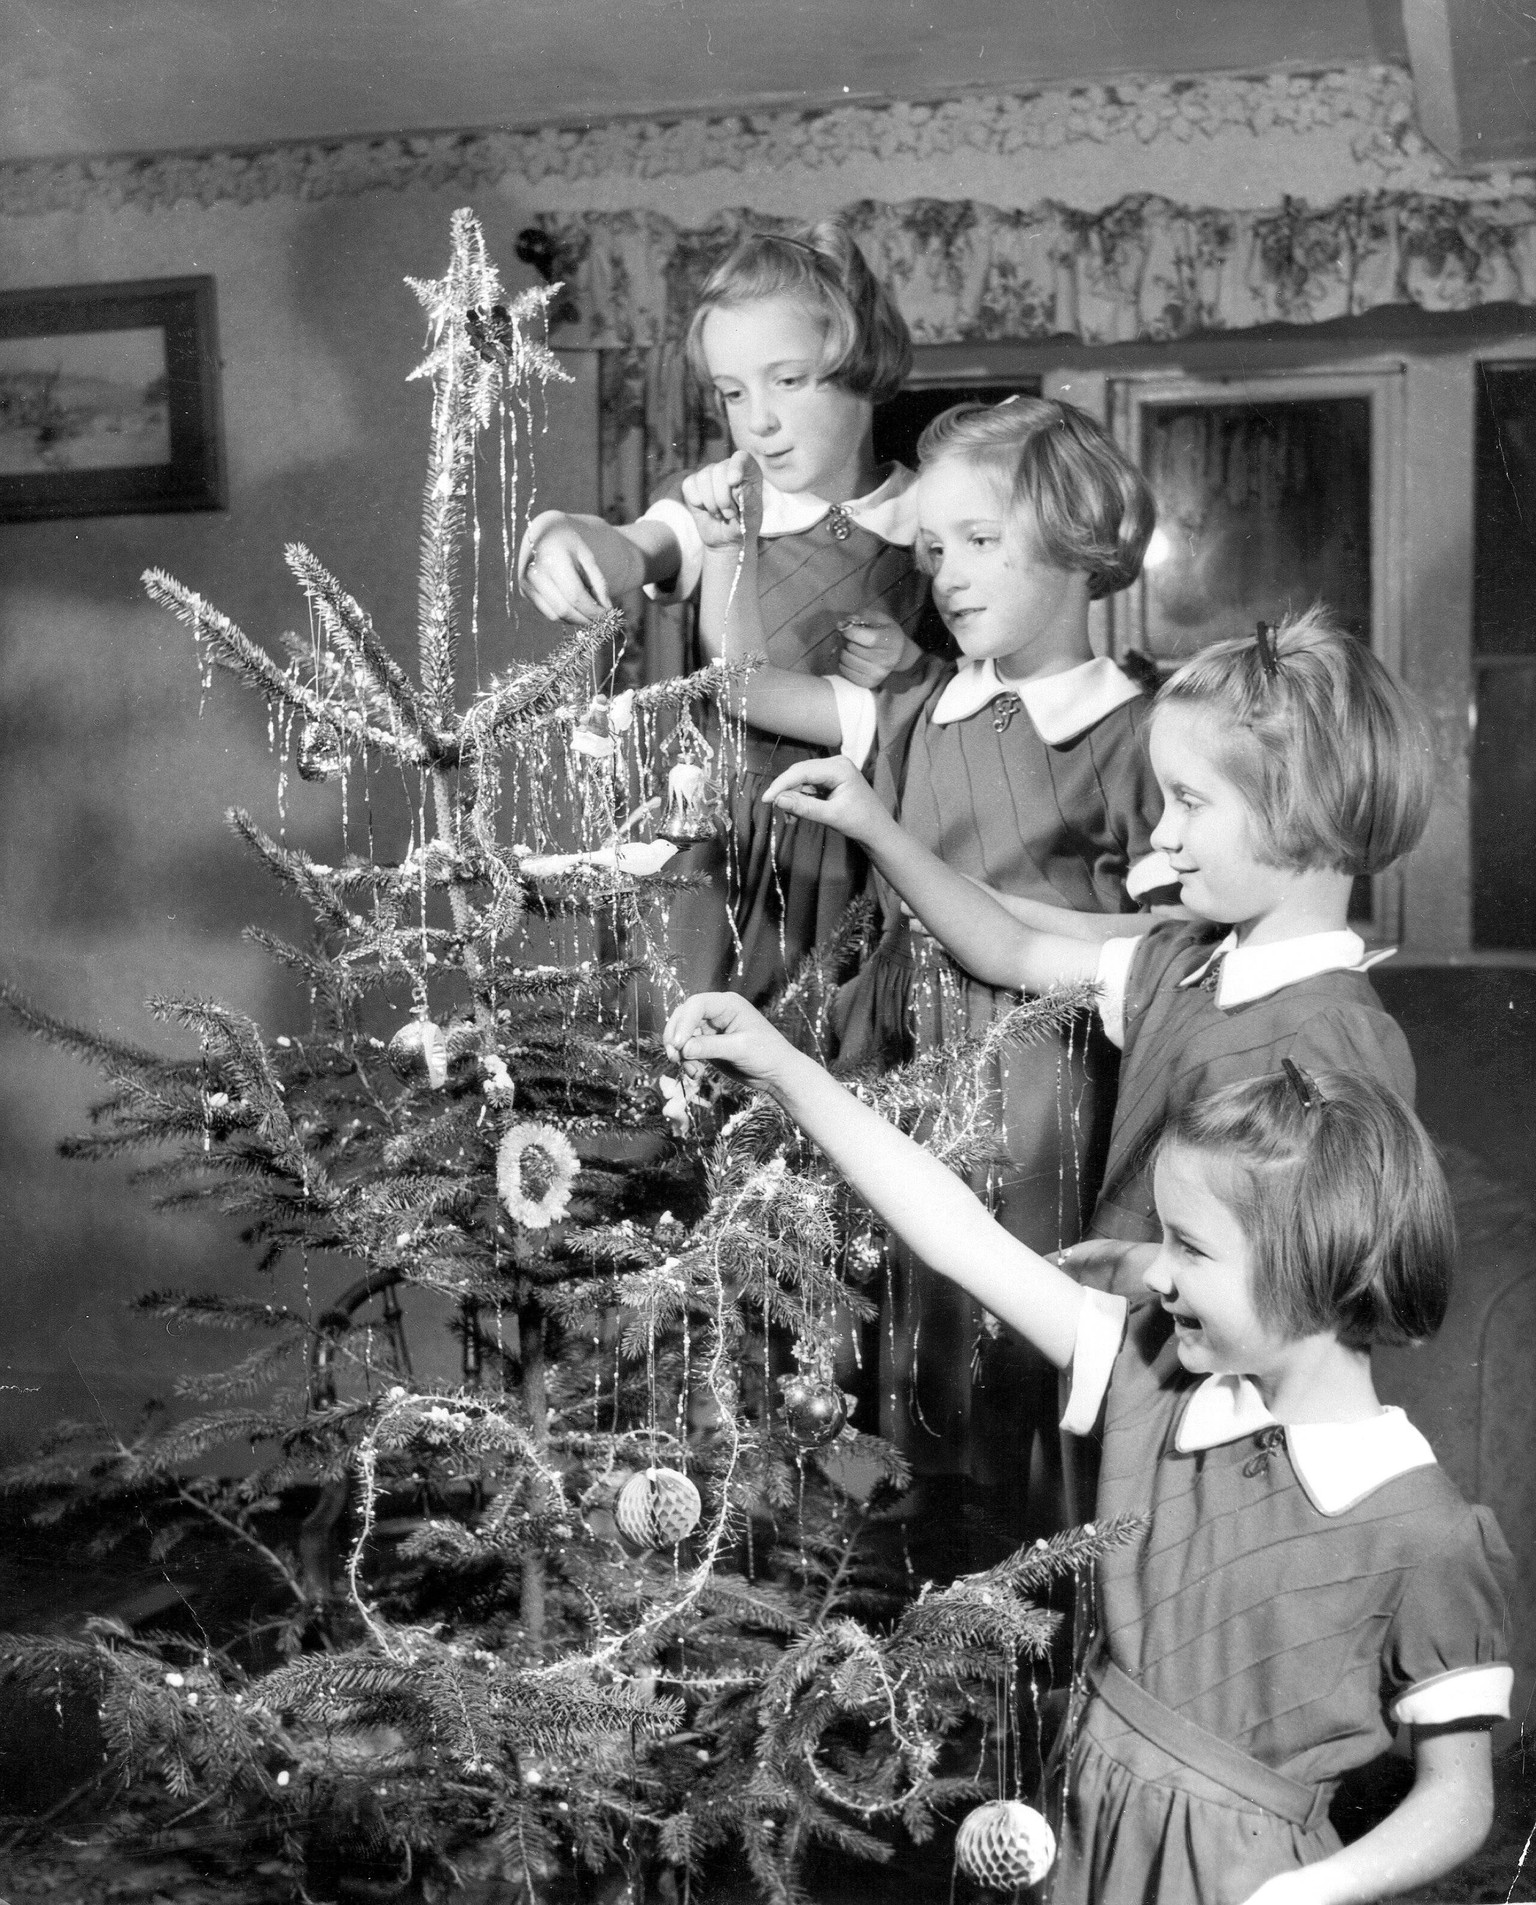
[651,472,945,1005]
[1052,1302,1513,1905]
[1090,921,1416,1249]
[831,661,1160,1492]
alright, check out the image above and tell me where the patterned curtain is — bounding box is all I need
[543,188,1536,675]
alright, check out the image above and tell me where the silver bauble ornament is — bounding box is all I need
[659,761,727,844]
[954,1800,1056,1891]
[296,719,344,781]
[781,1376,848,1450]
[614,1467,701,1548]
[387,1017,450,1088]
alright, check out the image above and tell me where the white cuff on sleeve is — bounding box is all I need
[1094,935,1140,1051]
[1060,1287,1129,1436]
[639,498,702,603]
[827,676,879,768]
[1125,851,1181,900]
[1392,1664,1513,1726]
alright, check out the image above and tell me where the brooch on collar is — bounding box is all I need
[826,503,853,542]
[1242,1425,1287,1478]
[991,692,1022,733]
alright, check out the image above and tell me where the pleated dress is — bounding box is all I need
[829,658,1162,1493]
[644,467,945,1006]
[1050,1301,1514,1905]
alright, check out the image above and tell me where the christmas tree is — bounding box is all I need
[0,211,1129,1903]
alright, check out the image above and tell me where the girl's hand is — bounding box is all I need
[681,451,761,551]
[762,756,888,845]
[517,512,617,625]
[663,992,792,1093]
[837,610,922,690]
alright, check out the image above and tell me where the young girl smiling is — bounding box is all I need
[763,610,1427,1292]
[658,1001,1513,1905]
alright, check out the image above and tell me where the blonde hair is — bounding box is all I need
[685,218,912,406]
[1155,608,1434,876]
[1157,1071,1453,1350]
[915,398,1155,598]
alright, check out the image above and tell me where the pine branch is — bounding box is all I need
[143,569,427,764]
[284,542,431,737]
[0,981,200,1083]
[456,615,622,757]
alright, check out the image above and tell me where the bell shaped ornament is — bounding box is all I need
[658,760,727,845]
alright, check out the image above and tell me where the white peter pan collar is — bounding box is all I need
[1179,928,1394,1009]
[756,462,919,546]
[931,654,1143,741]
[1175,1374,1436,1516]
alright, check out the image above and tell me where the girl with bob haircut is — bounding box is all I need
[761,608,1430,1296]
[683,221,912,407]
[1157,607,1433,878]
[691,393,1162,1516]
[659,988,1515,1905]
[519,215,942,1004]
[914,396,1152,599]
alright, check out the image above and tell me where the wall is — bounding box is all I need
[0,188,596,1448]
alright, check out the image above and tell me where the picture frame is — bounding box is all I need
[0,275,226,523]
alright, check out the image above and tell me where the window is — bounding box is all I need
[874,378,1042,471]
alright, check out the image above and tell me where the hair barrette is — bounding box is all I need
[1281,1057,1322,1114]
[1254,620,1280,682]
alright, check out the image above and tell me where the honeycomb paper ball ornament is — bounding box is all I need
[954,1801,1056,1892]
[780,1376,848,1450]
[615,1467,701,1549]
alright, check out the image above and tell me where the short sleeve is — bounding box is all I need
[1060,1288,1130,1434]
[1384,1501,1516,1724]
[1094,935,1142,1050]
[640,489,703,603]
[1084,697,1163,912]
[827,676,878,767]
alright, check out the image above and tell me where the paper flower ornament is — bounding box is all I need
[497,1121,580,1228]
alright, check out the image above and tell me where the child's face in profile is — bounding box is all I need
[914,458,1085,675]
[698,295,870,500]
[1144,1146,1292,1380]
[1147,702,1293,930]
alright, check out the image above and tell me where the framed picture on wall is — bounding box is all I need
[0,276,225,522]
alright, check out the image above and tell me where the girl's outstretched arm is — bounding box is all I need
[1239,1729,1494,1905]
[763,757,1104,995]
[664,992,1085,1370]
[969,879,1160,944]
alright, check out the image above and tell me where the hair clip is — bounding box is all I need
[1254,620,1280,682]
[1281,1057,1322,1114]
